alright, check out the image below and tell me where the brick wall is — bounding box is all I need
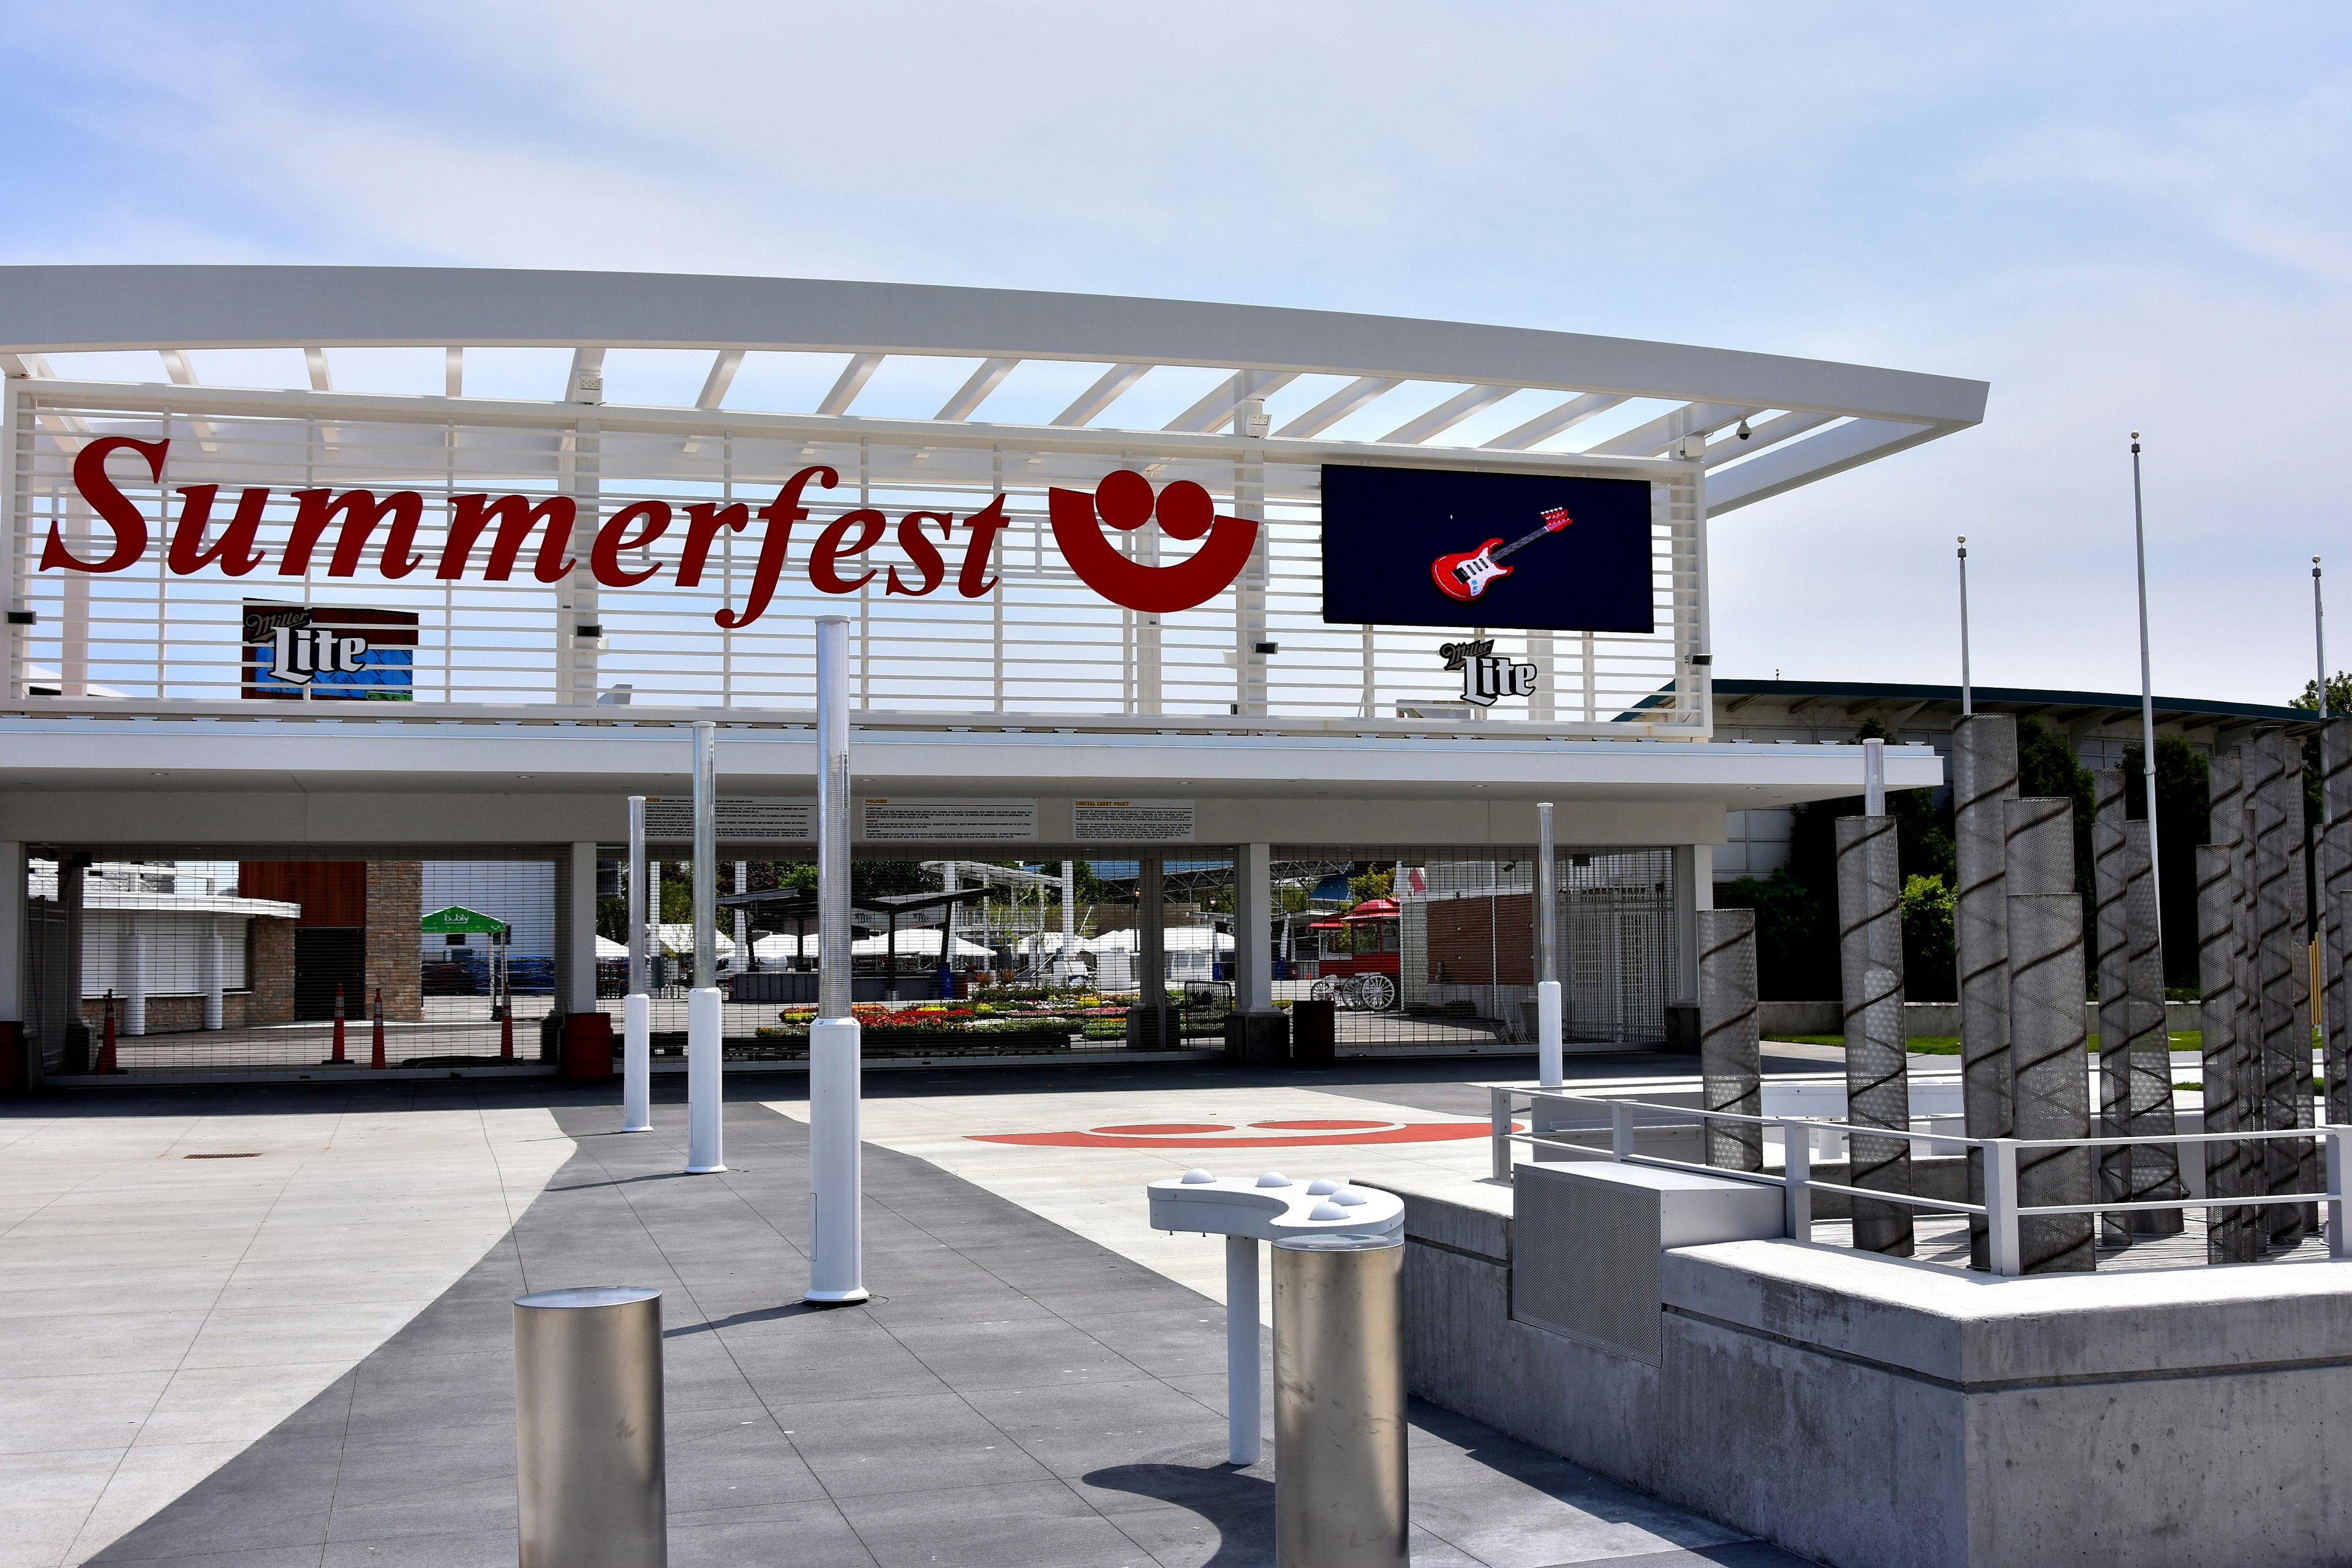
[366,862,424,1022]
[249,917,296,1023]
[1423,892,1536,986]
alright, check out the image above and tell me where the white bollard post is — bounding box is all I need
[1536,802,1563,1087]
[622,795,652,1134]
[1227,1234,1262,1466]
[684,723,725,1174]
[807,616,869,1305]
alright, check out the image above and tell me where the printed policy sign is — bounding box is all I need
[641,799,815,841]
[861,799,1039,842]
[241,601,417,699]
[1319,465,1654,633]
[1074,800,1196,842]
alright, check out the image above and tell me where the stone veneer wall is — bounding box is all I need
[248,917,296,1023]
[365,863,424,1022]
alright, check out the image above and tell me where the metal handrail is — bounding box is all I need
[1489,1084,2351,1277]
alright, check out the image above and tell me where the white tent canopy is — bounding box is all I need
[750,930,994,962]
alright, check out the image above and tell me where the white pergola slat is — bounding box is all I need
[0,266,1985,524]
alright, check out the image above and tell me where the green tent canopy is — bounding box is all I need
[421,905,510,935]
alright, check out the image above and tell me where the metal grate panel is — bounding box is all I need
[1511,1162,1662,1365]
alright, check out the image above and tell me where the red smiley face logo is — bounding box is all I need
[1047,470,1259,614]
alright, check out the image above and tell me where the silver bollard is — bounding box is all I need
[1272,1233,1408,1568]
[514,1287,666,1568]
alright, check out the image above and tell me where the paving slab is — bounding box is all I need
[32,1067,1807,1566]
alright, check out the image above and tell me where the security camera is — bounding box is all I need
[1736,418,1752,441]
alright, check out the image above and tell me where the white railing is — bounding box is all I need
[1489,1085,2352,1277]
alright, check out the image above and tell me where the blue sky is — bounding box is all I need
[4,1,2346,707]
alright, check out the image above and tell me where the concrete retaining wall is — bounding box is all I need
[1367,1172,2352,1568]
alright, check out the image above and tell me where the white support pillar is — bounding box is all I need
[1226,1235,1262,1465]
[685,725,725,1175]
[1139,854,1167,1045]
[1060,859,1079,984]
[1672,845,1706,1006]
[1236,843,1275,1014]
[119,918,145,1036]
[200,916,224,1031]
[0,842,23,1024]
[568,842,598,1016]
[807,615,867,1303]
[732,860,748,974]
[622,796,651,1133]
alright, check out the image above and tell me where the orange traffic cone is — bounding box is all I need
[96,990,118,1074]
[332,984,348,1063]
[369,987,387,1071]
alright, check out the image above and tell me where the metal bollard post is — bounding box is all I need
[1272,1233,1408,1568]
[514,1287,666,1568]
[1610,1101,1635,1160]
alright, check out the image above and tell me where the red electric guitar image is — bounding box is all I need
[1431,507,1573,602]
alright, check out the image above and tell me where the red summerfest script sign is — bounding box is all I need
[43,437,1259,627]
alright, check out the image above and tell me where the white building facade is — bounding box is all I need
[0,266,1976,1078]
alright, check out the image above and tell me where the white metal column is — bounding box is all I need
[1235,843,1274,1014]
[685,725,725,1174]
[1226,1235,1262,1465]
[568,842,598,1016]
[0,842,22,1024]
[622,796,651,1133]
[807,614,868,1303]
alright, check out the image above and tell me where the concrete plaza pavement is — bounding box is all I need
[7,1058,1822,1567]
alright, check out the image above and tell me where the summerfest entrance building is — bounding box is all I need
[0,267,1977,1080]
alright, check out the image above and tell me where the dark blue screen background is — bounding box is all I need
[1319,464,1654,632]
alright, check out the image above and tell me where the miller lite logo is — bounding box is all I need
[242,601,418,701]
[1438,638,1538,708]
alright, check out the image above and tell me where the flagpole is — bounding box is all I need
[2317,557,2329,722]
[2131,433,2161,931]
[1957,535,1972,716]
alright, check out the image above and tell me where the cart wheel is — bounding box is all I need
[1359,974,1396,1011]
[1310,979,1335,1002]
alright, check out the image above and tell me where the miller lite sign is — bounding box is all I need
[242,601,417,701]
[1438,639,1538,709]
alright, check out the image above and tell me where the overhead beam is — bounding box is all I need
[935,356,1017,421]
[1585,401,1756,458]
[1275,377,1400,439]
[1702,409,1831,466]
[303,346,332,392]
[1052,362,1150,428]
[695,349,743,410]
[818,353,883,417]
[156,348,219,449]
[1164,370,1296,434]
[567,347,606,405]
[0,266,1992,429]
[1482,391,1625,451]
[1379,383,1514,445]
[1705,418,1945,514]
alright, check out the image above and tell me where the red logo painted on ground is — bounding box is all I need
[970,1117,1518,1149]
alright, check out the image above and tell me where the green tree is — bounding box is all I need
[1716,868,1829,1000]
[1716,718,1958,1000]
[1349,866,1395,906]
[1899,873,1956,999]
[2119,734,2210,985]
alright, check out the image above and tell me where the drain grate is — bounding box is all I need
[185,1152,262,1159]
